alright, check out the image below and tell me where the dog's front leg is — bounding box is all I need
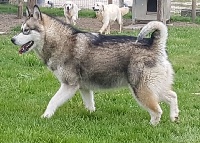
[105,24,110,35]
[41,83,79,118]
[65,16,71,24]
[99,20,109,34]
[72,16,77,25]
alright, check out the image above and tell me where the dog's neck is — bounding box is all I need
[35,14,76,65]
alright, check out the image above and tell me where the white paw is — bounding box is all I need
[105,32,109,35]
[170,109,179,122]
[41,110,55,118]
[98,30,103,34]
[150,114,161,126]
[86,106,95,113]
[150,118,160,126]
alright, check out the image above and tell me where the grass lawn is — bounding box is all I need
[0,3,200,143]
[0,24,200,143]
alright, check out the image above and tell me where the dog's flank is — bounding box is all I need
[11,5,179,125]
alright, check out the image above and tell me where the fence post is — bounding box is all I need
[17,0,23,19]
[157,0,163,21]
[192,0,196,22]
[119,0,124,7]
[108,0,112,4]
[163,0,167,24]
[132,0,136,24]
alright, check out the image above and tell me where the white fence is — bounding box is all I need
[41,0,132,8]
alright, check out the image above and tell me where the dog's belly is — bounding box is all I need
[80,70,128,90]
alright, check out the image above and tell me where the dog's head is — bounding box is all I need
[92,2,105,12]
[11,5,44,54]
[63,1,74,11]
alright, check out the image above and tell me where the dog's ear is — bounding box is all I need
[72,3,74,9]
[33,5,42,20]
[26,6,31,17]
[62,3,66,7]
[102,5,104,11]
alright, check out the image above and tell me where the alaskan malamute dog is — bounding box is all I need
[11,5,179,125]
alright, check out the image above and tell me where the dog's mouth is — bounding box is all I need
[93,8,99,11]
[19,41,34,54]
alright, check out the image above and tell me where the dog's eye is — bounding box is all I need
[23,29,30,35]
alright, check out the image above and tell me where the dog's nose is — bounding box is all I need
[11,38,16,44]
[92,7,95,10]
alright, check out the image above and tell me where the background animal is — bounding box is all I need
[93,2,123,34]
[63,1,80,25]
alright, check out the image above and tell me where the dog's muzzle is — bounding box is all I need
[92,7,99,11]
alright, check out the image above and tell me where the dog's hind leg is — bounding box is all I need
[117,14,122,33]
[161,90,179,122]
[80,89,95,112]
[129,86,163,126]
[41,83,79,118]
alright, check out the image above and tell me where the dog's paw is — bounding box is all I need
[86,106,96,113]
[150,119,160,126]
[170,109,179,123]
[170,115,179,123]
[150,114,161,126]
[98,30,103,34]
[41,110,55,118]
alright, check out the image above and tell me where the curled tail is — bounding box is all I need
[137,21,168,50]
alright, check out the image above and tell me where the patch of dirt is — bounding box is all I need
[0,14,132,34]
[0,14,200,34]
[0,14,25,33]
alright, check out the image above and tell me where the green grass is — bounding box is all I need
[0,4,96,18]
[0,3,131,19]
[171,15,200,24]
[0,23,200,142]
[0,3,18,14]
